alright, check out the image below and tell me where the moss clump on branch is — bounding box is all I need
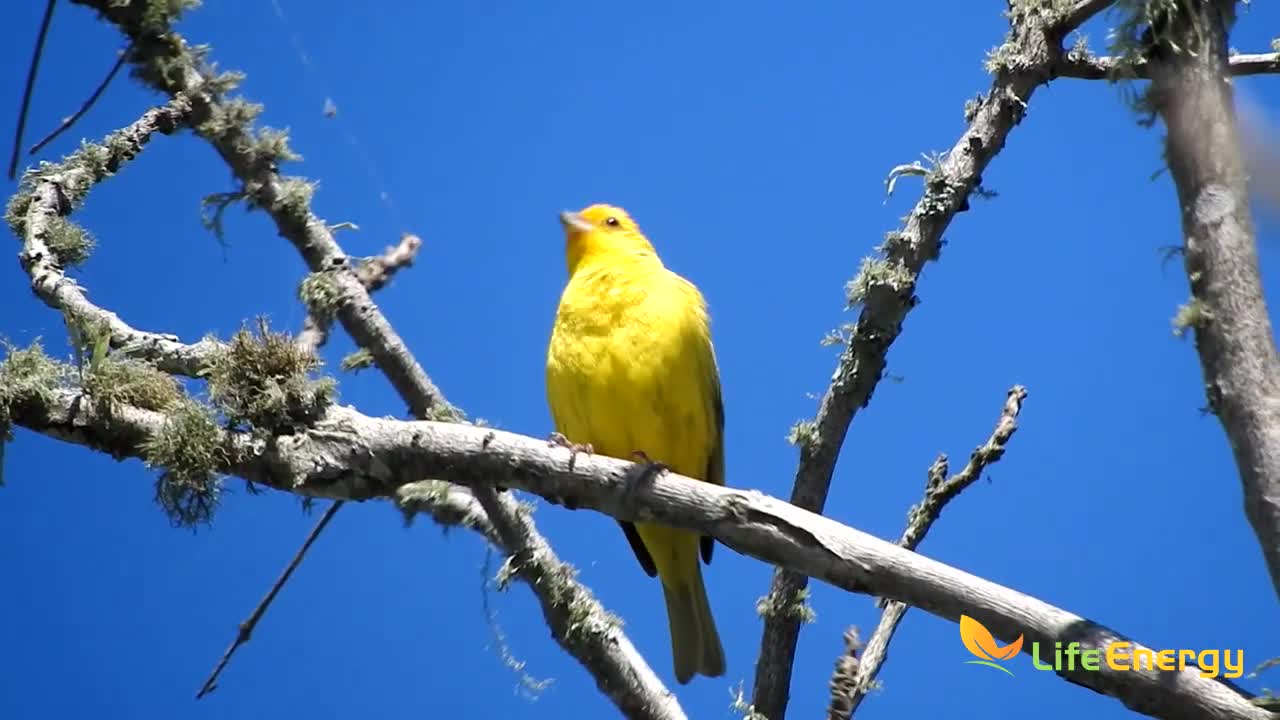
[131,0,203,35]
[786,419,818,450]
[84,358,184,413]
[43,217,98,268]
[299,271,344,322]
[1172,298,1213,338]
[845,256,915,308]
[340,348,375,374]
[140,399,225,527]
[5,139,113,237]
[267,177,317,220]
[755,587,818,624]
[206,318,335,432]
[0,341,69,440]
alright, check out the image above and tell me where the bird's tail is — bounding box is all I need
[662,561,726,684]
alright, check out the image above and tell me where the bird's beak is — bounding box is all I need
[559,210,594,234]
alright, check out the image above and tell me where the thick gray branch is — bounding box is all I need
[8,392,1268,720]
[1144,1,1280,601]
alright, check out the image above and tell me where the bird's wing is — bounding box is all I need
[699,337,726,566]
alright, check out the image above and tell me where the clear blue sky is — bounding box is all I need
[1,2,1277,718]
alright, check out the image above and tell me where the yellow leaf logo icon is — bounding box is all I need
[960,615,1024,676]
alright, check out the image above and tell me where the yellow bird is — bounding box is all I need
[545,203,726,684]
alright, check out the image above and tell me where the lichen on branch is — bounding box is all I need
[205,318,336,433]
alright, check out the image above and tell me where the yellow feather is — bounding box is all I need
[546,203,726,684]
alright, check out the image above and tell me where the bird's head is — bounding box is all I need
[559,203,658,276]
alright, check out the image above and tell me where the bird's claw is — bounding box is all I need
[547,432,593,473]
[630,450,669,476]
[623,450,669,506]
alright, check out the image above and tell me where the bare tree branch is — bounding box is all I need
[9,94,220,379]
[827,386,1027,720]
[356,232,423,292]
[1145,0,1280,601]
[1056,50,1280,80]
[1061,0,1118,36]
[750,5,1113,717]
[5,389,1268,720]
[21,8,685,713]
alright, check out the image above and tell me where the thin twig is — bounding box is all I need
[827,386,1027,720]
[297,232,422,353]
[9,0,57,180]
[27,41,132,157]
[215,229,423,695]
[1056,50,1280,80]
[195,500,343,699]
[1059,0,1116,35]
[219,230,423,697]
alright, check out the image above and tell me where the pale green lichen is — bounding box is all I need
[730,681,770,720]
[84,357,184,413]
[786,419,818,450]
[44,217,97,268]
[1172,298,1212,338]
[340,348,375,373]
[299,271,344,322]
[194,96,262,138]
[132,0,203,36]
[755,587,817,624]
[845,257,915,308]
[206,318,335,432]
[7,140,113,236]
[0,340,70,441]
[963,93,984,123]
[199,190,246,245]
[140,399,226,528]
[269,176,317,219]
[253,127,301,164]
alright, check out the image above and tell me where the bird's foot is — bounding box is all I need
[624,450,669,506]
[547,432,593,476]
[630,450,669,475]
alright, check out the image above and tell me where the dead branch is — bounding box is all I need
[827,386,1027,720]
[1056,50,1280,80]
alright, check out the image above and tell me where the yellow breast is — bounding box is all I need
[546,260,720,483]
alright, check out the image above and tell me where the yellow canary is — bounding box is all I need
[545,203,726,684]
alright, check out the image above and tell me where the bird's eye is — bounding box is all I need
[605,216,620,227]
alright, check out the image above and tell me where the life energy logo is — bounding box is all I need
[958,615,1245,679]
[959,615,1024,675]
